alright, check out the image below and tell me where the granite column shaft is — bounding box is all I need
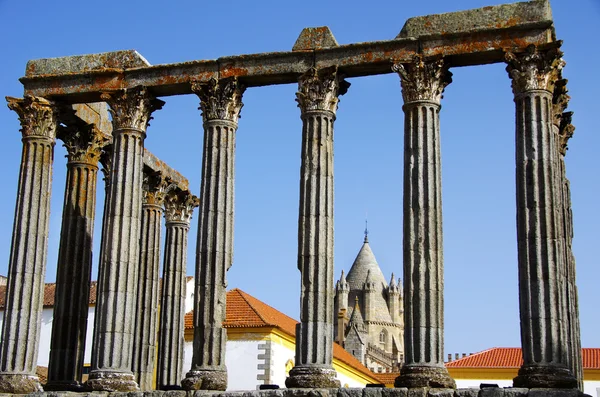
[86,87,163,392]
[506,46,577,389]
[286,67,348,389]
[552,80,583,390]
[132,173,168,391]
[46,121,108,391]
[158,192,198,390]
[0,96,58,394]
[183,78,244,391]
[392,58,455,389]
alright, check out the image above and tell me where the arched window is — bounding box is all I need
[379,329,387,344]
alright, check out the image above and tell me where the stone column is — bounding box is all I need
[86,87,163,392]
[392,57,455,389]
[158,191,198,390]
[552,80,583,391]
[285,67,349,389]
[182,77,245,391]
[45,117,109,391]
[132,172,169,391]
[506,46,577,389]
[0,96,58,393]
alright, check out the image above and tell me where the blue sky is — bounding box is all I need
[0,0,598,358]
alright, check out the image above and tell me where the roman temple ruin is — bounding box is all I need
[0,0,584,396]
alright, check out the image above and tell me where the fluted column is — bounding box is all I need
[285,67,348,389]
[392,57,455,389]
[46,117,109,391]
[182,77,245,391]
[552,80,583,390]
[158,192,198,390]
[0,96,58,393]
[132,172,169,390]
[86,87,164,392]
[506,46,577,389]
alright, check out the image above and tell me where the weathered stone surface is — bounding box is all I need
[393,58,455,390]
[47,116,106,391]
[504,388,528,397]
[454,389,478,397]
[287,67,347,389]
[527,389,580,397]
[381,388,408,397]
[183,78,244,391]
[506,46,577,390]
[0,96,59,394]
[181,370,227,391]
[87,87,162,392]
[20,2,555,100]
[26,50,151,76]
[397,0,552,39]
[158,192,198,390]
[293,27,339,51]
[479,388,505,397]
[428,389,454,397]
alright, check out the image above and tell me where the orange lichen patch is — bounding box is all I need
[219,67,250,79]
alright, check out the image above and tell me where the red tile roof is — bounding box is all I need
[446,347,600,369]
[0,282,98,308]
[185,288,382,382]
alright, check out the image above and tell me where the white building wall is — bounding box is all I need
[269,340,295,387]
[455,379,513,389]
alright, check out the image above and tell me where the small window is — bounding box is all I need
[379,329,387,344]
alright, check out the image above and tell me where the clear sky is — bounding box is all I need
[0,0,598,359]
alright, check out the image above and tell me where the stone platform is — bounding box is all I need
[0,387,591,397]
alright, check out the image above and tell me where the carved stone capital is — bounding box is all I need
[57,109,111,165]
[99,143,113,187]
[296,67,349,113]
[559,111,575,156]
[164,192,199,225]
[142,171,171,206]
[505,45,564,95]
[552,78,570,126]
[100,86,164,132]
[191,78,246,123]
[6,95,59,139]
[392,56,452,104]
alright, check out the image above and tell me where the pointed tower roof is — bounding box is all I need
[348,297,365,328]
[346,238,388,291]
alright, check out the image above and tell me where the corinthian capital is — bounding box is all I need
[6,95,59,139]
[392,56,452,104]
[558,111,575,156]
[57,107,111,165]
[191,77,246,123]
[164,191,199,225]
[552,78,570,128]
[100,86,164,131]
[505,45,564,95]
[142,171,172,206]
[296,67,350,113]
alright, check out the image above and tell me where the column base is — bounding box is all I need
[394,365,456,389]
[514,365,578,389]
[44,380,86,392]
[0,373,43,394]
[285,365,341,388]
[85,370,139,392]
[182,368,227,390]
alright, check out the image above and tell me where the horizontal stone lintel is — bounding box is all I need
[19,0,555,102]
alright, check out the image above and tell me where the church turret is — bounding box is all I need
[336,270,350,312]
[335,270,350,344]
[345,297,368,364]
[388,273,402,324]
[363,269,376,322]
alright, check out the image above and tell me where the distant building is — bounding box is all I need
[334,235,404,373]
[377,348,600,397]
[0,280,382,390]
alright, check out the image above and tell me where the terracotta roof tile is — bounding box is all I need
[185,288,382,382]
[446,347,600,369]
